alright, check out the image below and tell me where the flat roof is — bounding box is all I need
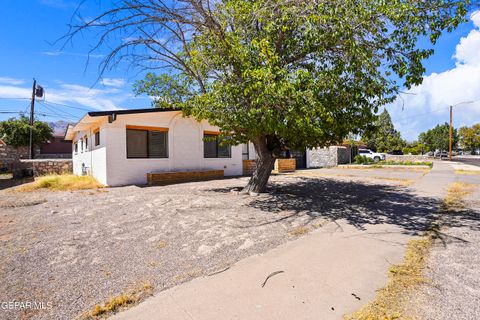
[88,108,179,117]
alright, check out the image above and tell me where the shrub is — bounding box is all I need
[18,174,103,191]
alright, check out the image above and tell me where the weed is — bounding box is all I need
[83,282,153,319]
[288,226,310,236]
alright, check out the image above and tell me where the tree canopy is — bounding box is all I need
[459,123,480,152]
[364,109,405,153]
[0,115,53,147]
[67,0,473,192]
[419,123,458,152]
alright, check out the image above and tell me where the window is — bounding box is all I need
[84,136,88,151]
[74,142,78,154]
[94,130,100,146]
[80,139,83,152]
[126,127,168,158]
[242,143,249,160]
[204,133,231,158]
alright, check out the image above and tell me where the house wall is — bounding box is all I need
[71,120,108,185]
[73,111,242,186]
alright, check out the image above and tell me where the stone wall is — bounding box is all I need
[307,146,351,168]
[385,154,430,162]
[14,159,73,177]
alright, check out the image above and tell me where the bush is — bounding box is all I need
[18,174,103,191]
[354,155,374,165]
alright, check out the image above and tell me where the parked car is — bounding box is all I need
[358,149,386,162]
[434,151,449,159]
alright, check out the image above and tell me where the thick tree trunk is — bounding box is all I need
[241,137,276,194]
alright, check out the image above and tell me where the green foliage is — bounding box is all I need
[459,124,480,152]
[354,155,374,165]
[403,141,426,155]
[419,123,458,152]
[0,115,53,147]
[133,0,471,153]
[364,109,406,153]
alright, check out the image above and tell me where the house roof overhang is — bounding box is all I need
[62,108,180,141]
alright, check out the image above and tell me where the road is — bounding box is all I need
[453,155,480,167]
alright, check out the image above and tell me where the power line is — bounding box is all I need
[42,100,93,112]
[38,101,81,120]
[0,97,30,100]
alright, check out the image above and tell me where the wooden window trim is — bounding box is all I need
[126,125,168,132]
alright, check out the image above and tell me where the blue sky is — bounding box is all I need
[0,1,479,141]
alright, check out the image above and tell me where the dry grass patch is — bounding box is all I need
[443,182,475,210]
[346,237,433,320]
[83,282,153,319]
[455,169,480,175]
[17,174,103,192]
[288,226,310,237]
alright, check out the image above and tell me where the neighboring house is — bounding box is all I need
[64,108,250,186]
[38,135,72,158]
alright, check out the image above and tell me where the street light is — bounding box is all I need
[449,100,474,161]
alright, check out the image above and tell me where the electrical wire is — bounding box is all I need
[37,101,81,120]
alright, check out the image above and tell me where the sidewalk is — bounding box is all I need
[113,222,411,320]
[409,161,455,199]
[112,162,454,320]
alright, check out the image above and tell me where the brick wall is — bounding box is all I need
[147,169,224,186]
[243,160,256,175]
[274,159,296,173]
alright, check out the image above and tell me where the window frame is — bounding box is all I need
[126,125,169,159]
[94,128,100,146]
[203,131,232,159]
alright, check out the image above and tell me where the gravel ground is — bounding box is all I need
[0,169,435,320]
[410,176,480,320]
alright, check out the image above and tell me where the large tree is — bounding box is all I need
[66,0,472,192]
[364,109,405,153]
[0,115,53,148]
[419,123,458,152]
[459,123,480,153]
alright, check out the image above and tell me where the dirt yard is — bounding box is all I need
[0,168,438,319]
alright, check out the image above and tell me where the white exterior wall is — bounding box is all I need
[71,120,108,185]
[72,111,242,186]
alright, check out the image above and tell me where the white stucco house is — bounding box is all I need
[64,108,256,186]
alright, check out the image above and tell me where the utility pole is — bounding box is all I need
[29,79,36,159]
[449,100,475,161]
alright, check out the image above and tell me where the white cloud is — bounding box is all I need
[100,78,126,88]
[0,81,128,111]
[0,76,26,86]
[389,11,480,141]
[40,51,105,59]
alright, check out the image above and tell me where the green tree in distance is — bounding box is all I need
[364,109,406,153]
[459,124,480,153]
[0,115,53,148]
[66,0,472,192]
[419,123,458,153]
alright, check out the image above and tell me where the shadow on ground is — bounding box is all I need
[0,177,33,191]
[212,177,480,237]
